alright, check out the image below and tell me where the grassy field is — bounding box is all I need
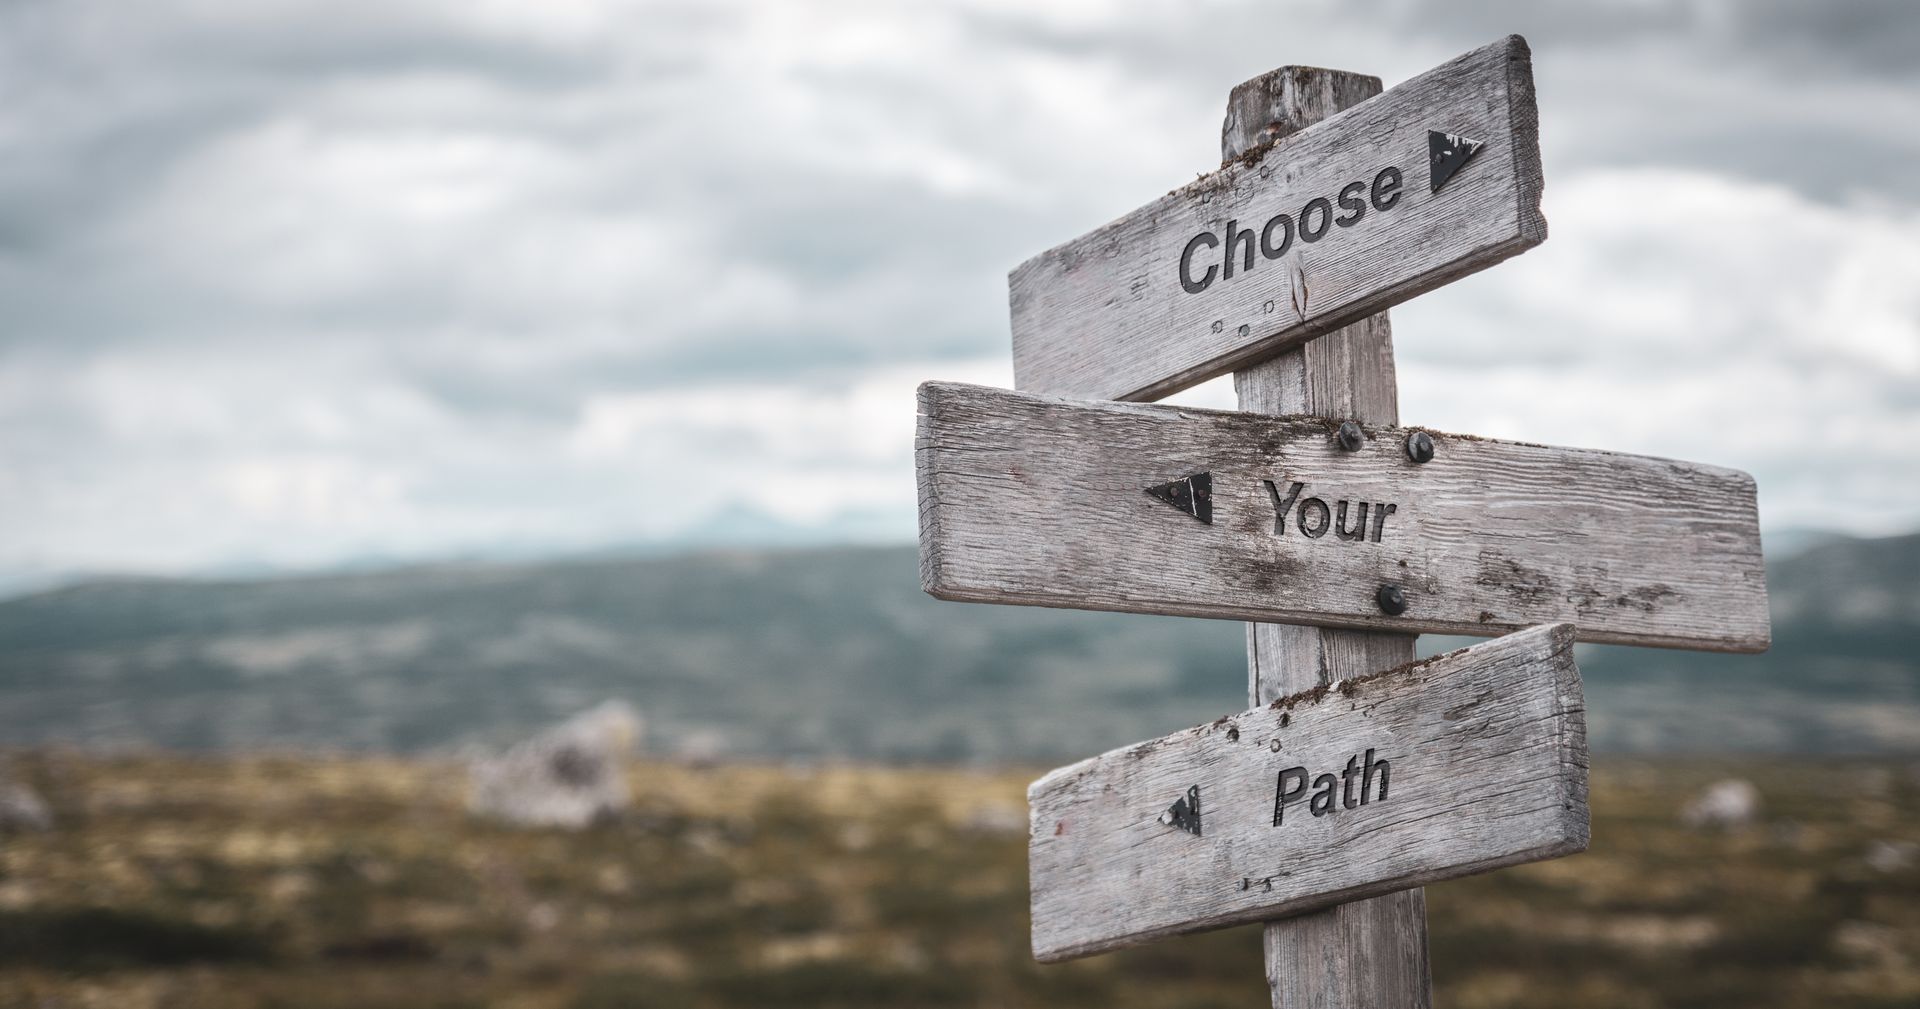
[0,752,1917,1009]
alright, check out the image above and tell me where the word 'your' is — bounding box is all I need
[1264,480,1397,542]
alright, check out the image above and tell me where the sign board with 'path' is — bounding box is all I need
[1028,623,1588,962]
[1009,35,1544,402]
[916,382,1769,653]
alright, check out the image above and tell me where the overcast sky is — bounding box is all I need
[4,0,1918,587]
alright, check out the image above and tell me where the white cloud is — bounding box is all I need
[570,360,1008,468]
[0,339,1008,578]
[1,0,1916,584]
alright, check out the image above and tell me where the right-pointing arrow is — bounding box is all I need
[1144,472,1212,524]
[1428,129,1484,192]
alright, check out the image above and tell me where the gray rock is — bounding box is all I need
[959,801,1027,837]
[674,727,729,768]
[1865,839,1918,873]
[0,778,52,833]
[1680,779,1760,829]
[1832,920,1905,966]
[468,701,642,829]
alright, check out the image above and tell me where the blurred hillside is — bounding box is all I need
[0,532,1916,760]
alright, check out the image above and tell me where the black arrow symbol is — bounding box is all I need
[1158,785,1202,836]
[1428,130,1484,192]
[1144,472,1212,524]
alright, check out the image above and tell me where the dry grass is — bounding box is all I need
[1,752,1917,1008]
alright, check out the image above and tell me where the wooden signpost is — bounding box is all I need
[1029,623,1588,962]
[911,32,1769,1009]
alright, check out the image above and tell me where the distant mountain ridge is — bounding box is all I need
[1,532,1916,760]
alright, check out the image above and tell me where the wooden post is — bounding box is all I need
[1226,66,1434,1009]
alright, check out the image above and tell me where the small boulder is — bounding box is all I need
[1680,779,1760,829]
[1865,840,1918,874]
[0,778,52,833]
[959,801,1028,837]
[1833,920,1905,967]
[674,728,729,768]
[469,701,642,829]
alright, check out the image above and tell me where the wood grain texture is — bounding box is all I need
[1009,34,1545,402]
[1246,540,1429,1009]
[1027,623,1590,962]
[1262,884,1429,1009]
[1222,66,1386,160]
[915,381,1770,653]
[1228,70,1432,1009]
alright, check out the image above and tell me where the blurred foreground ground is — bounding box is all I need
[0,753,1916,1009]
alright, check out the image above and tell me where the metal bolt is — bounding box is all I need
[1376,583,1408,616]
[1405,430,1434,464]
[1336,420,1364,452]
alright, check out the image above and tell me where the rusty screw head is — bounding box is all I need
[1405,430,1434,464]
[1376,583,1408,616]
[1336,420,1364,452]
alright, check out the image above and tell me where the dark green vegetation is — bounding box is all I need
[1,533,1917,759]
[1,753,1917,1008]
[0,907,274,972]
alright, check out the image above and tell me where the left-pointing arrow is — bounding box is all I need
[1144,472,1212,524]
[1158,785,1202,836]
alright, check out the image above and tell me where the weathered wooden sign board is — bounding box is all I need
[1010,34,1544,402]
[916,381,1769,652]
[1028,623,1587,962]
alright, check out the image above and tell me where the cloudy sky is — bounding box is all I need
[4,0,1918,588]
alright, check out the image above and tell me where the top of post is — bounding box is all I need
[1221,66,1383,164]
